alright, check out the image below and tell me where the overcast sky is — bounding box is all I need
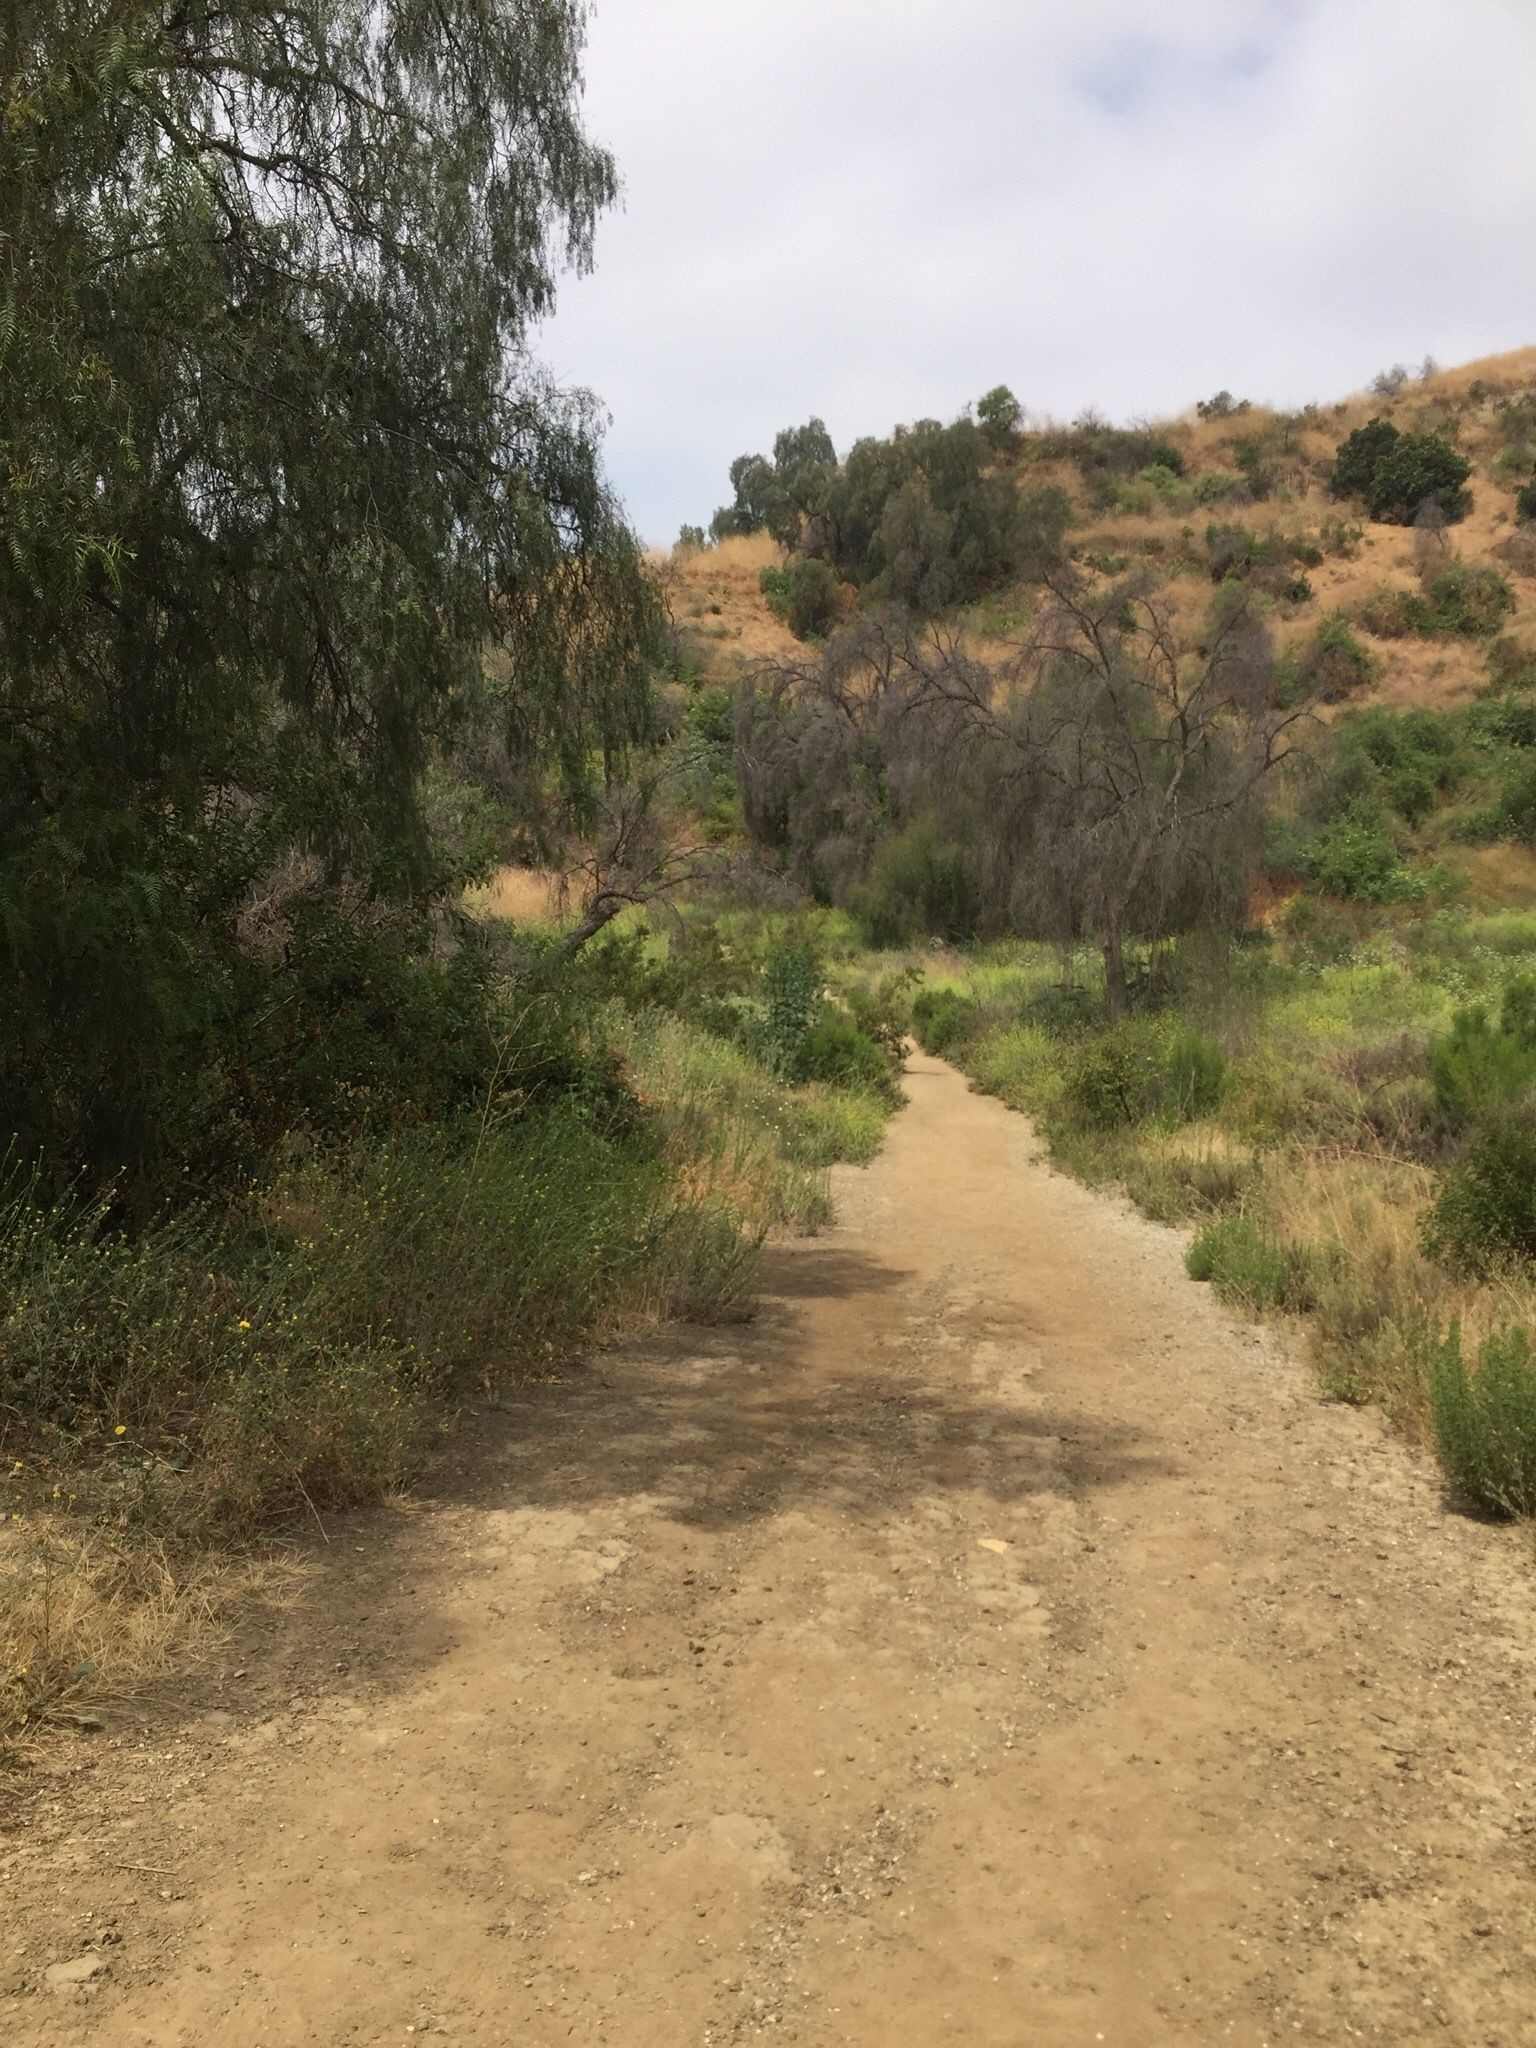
[538,0,1536,544]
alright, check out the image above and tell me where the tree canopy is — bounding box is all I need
[1,0,659,1191]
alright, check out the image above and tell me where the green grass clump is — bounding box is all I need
[1427,1323,1536,1517]
[969,1023,1065,1116]
[1185,1215,1319,1313]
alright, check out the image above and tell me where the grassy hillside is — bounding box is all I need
[677,347,1536,706]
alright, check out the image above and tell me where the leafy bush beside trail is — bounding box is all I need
[1427,1324,1536,1518]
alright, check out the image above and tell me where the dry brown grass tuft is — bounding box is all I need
[662,533,801,674]
[1,1518,285,1763]
[465,866,562,924]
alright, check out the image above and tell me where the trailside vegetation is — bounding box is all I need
[0,4,911,1756]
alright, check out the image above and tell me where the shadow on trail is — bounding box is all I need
[424,1242,1179,1534]
[68,1240,1173,1766]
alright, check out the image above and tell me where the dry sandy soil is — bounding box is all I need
[7,1054,1536,2045]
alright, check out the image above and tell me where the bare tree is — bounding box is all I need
[738,577,1312,1019]
[555,759,724,955]
[916,570,1309,1016]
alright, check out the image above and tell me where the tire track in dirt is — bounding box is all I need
[6,1051,1536,2045]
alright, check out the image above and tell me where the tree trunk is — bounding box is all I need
[1102,924,1129,1023]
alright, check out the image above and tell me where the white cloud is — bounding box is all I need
[538,0,1536,541]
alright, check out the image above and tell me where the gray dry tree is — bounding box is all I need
[740,574,1312,1017]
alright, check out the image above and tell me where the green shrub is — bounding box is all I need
[911,987,981,1056]
[1515,478,1536,525]
[976,384,1023,451]
[760,557,842,640]
[759,943,821,1077]
[1332,419,1471,524]
[849,816,980,946]
[1427,1323,1536,1517]
[1306,801,1422,902]
[1024,982,1101,1039]
[1189,469,1246,506]
[799,1011,899,1101]
[1064,1021,1225,1131]
[1282,611,1378,704]
[1185,1215,1318,1312]
[1495,756,1536,845]
[1428,980,1536,1124]
[1421,562,1515,638]
[843,966,921,1063]
[1065,1026,1160,1129]
[1338,705,1462,822]
[1331,418,1402,500]
[1422,1110,1536,1273]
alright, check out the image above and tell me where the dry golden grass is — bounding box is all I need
[0,1518,288,1761]
[465,866,562,924]
[1450,844,1536,909]
[663,532,802,673]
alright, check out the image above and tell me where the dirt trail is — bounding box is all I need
[9,1052,1536,2045]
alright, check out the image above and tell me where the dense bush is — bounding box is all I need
[1422,1109,1536,1273]
[799,1011,899,1101]
[1418,562,1515,638]
[1339,706,1462,823]
[1367,435,1473,525]
[1331,419,1471,524]
[976,385,1023,451]
[1493,756,1536,845]
[759,943,822,1078]
[1305,801,1421,903]
[754,941,896,1098]
[1427,1323,1536,1517]
[1517,478,1536,525]
[849,817,980,947]
[1331,418,1402,500]
[1277,612,1378,705]
[724,405,1069,619]
[760,557,843,640]
[1064,1021,1225,1130]
[1358,564,1513,640]
[1429,979,1536,1124]
[911,987,982,1056]
[1185,1215,1318,1312]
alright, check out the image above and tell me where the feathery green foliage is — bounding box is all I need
[1,0,659,1195]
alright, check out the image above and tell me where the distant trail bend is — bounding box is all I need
[10,1051,1536,2045]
